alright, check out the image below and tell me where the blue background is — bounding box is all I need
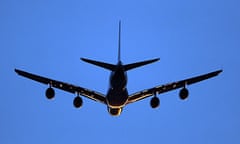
[1,0,239,143]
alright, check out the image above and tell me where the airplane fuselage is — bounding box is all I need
[106,61,128,108]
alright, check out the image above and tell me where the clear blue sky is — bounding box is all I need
[1,0,239,144]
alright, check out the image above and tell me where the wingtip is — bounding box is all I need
[212,69,223,76]
[217,69,223,74]
[14,68,24,75]
[152,58,160,62]
[80,57,87,61]
[14,68,19,73]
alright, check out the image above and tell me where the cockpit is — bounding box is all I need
[107,107,122,116]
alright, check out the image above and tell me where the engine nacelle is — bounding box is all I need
[150,96,160,108]
[45,87,55,99]
[73,96,83,108]
[179,88,189,100]
[107,107,122,116]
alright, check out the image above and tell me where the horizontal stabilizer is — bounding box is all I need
[81,58,116,71]
[124,58,160,71]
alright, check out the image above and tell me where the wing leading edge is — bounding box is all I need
[15,69,106,104]
[127,70,222,104]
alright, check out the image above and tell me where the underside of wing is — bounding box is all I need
[127,70,222,104]
[15,69,106,105]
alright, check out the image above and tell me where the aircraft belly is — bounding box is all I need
[106,89,128,107]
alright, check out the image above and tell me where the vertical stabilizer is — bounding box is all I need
[118,21,121,62]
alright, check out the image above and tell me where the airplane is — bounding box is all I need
[15,21,222,116]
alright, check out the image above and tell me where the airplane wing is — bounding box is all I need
[15,69,106,104]
[127,70,222,104]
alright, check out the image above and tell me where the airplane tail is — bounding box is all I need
[81,21,160,71]
[81,57,160,71]
[117,21,159,70]
[80,21,122,71]
[123,58,160,71]
[80,58,116,71]
[118,21,121,62]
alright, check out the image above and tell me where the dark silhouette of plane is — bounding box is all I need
[15,21,222,116]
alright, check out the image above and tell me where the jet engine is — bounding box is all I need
[179,87,189,100]
[73,96,83,108]
[150,96,160,108]
[45,87,55,99]
[107,107,122,116]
